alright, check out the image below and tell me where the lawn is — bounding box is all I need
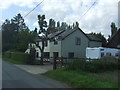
[43,69,119,88]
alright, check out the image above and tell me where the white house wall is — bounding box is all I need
[49,41,62,57]
[43,40,50,52]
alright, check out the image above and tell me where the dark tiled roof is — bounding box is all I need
[48,28,102,42]
[86,34,102,42]
[57,29,77,40]
[48,30,65,39]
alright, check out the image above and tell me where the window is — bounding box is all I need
[101,53,104,57]
[68,52,74,58]
[100,49,104,51]
[53,52,59,58]
[54,40,58,45]
[44,52,50,58]
[75,37,81,45]
[106,53,111,56]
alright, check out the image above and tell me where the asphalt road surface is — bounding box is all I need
[2,60,69,88]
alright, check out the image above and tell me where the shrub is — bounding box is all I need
[4,51,31,64]
[4,51,11,58]
[66,56,119,73]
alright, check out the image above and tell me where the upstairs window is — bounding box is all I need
[75,37,81,45]
[54,40,58,45]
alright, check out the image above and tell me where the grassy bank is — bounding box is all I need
[2,57,27,64]
[43,69,119,88]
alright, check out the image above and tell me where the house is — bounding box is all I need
[25,28,102,59]
[107,29,120,49]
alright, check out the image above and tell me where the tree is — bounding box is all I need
[2,19,18,52]
[16,29,34,52]
[72,23,75,29]
[61,22,68,30]
[34,15,47,65]
[111,22,117,36]
[75,21,79,28]
[56,21,60,30]
[11,13,27,32]
[2,13,29,52]
[47,18,56,33]
[90,32,107,47]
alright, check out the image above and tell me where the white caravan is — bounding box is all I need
[86,47,120,59]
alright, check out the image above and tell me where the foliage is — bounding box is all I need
[90,32,107,46]
[2,13,31,52]
[65,56,119,73]
[2,19,18,52]
[47,18,56,33]
[4,51,30,64]
[47,18,79,33]
[16,29,35,52]
[43,69,118,88]
[111,22,117,36]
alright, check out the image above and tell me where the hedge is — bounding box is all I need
[66,56,119,73]
[4,51,31,64]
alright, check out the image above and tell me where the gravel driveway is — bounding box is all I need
[15,63,53,74]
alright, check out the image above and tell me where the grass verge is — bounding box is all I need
[2,57,27,64]
[42,69,119,88]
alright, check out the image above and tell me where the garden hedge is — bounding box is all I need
[4,51,31,64]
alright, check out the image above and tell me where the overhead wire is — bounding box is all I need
[24,0,44,18]
[79,0,97,21]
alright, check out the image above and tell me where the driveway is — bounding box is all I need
[2,60,69,88]
[15,63,53,74]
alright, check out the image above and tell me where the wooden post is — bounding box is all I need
[53,57,57,70]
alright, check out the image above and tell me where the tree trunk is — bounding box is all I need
[40,40,44,65]
[40,51,44,65]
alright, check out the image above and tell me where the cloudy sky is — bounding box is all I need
[0,0,119,38]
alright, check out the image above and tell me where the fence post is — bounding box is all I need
[53,57,57,70]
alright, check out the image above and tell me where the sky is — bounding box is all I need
[0,0,119,38]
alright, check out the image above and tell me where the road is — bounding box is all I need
[2,60,69,88]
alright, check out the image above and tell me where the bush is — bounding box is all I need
[4,51,11,58]
[66,56,119,73]
[4,51,31,64]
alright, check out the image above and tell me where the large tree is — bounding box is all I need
[34,15,47,65]
[2,13,29,52]
[11,13,27,32]
[2,19,18,52]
